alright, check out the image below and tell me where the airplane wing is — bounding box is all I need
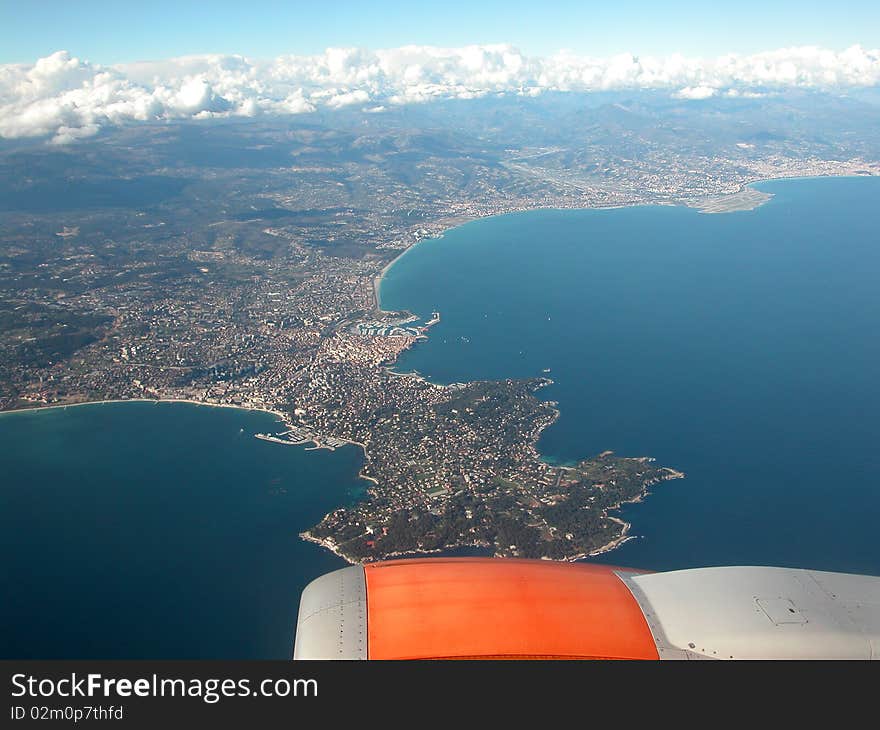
[292,558,880,660]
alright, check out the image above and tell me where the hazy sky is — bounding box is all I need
[2,0,878,64]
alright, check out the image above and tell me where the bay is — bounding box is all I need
[0,401,359,658]
[380,176,880,576]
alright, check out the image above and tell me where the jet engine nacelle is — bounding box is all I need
[293,558,880,660]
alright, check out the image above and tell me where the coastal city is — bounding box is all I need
[2,95,879,560]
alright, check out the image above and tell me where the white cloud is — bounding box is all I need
[1,44,879,143]
[676,85,717,100]
[324,88,371,108]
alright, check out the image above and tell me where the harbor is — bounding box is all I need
[255,424,352,451]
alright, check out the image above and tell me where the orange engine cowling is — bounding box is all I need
[363,558,657,659]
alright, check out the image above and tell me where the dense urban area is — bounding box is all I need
[2,91,879,560]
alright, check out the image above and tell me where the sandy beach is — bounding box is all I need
[0,396,289,422]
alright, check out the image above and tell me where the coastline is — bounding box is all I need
[2,286,677,566]
[366,195,707,564]
[373,246,415,311]
[3,395,390,527]
[370,170,880,312]
[299,530,359,565]
[300,513,642,566]
[0,397,289,420]
[299,531,490,566]
[8,171,867,565]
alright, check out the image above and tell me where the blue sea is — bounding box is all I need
[2,176,878,658]
[0,402,358,658]
[381,176,880,576]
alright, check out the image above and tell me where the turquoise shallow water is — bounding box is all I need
[381,176,880,576]
[0,402,359,658]
[3,176,879,659]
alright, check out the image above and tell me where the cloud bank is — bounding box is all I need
[1,44,879,143]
